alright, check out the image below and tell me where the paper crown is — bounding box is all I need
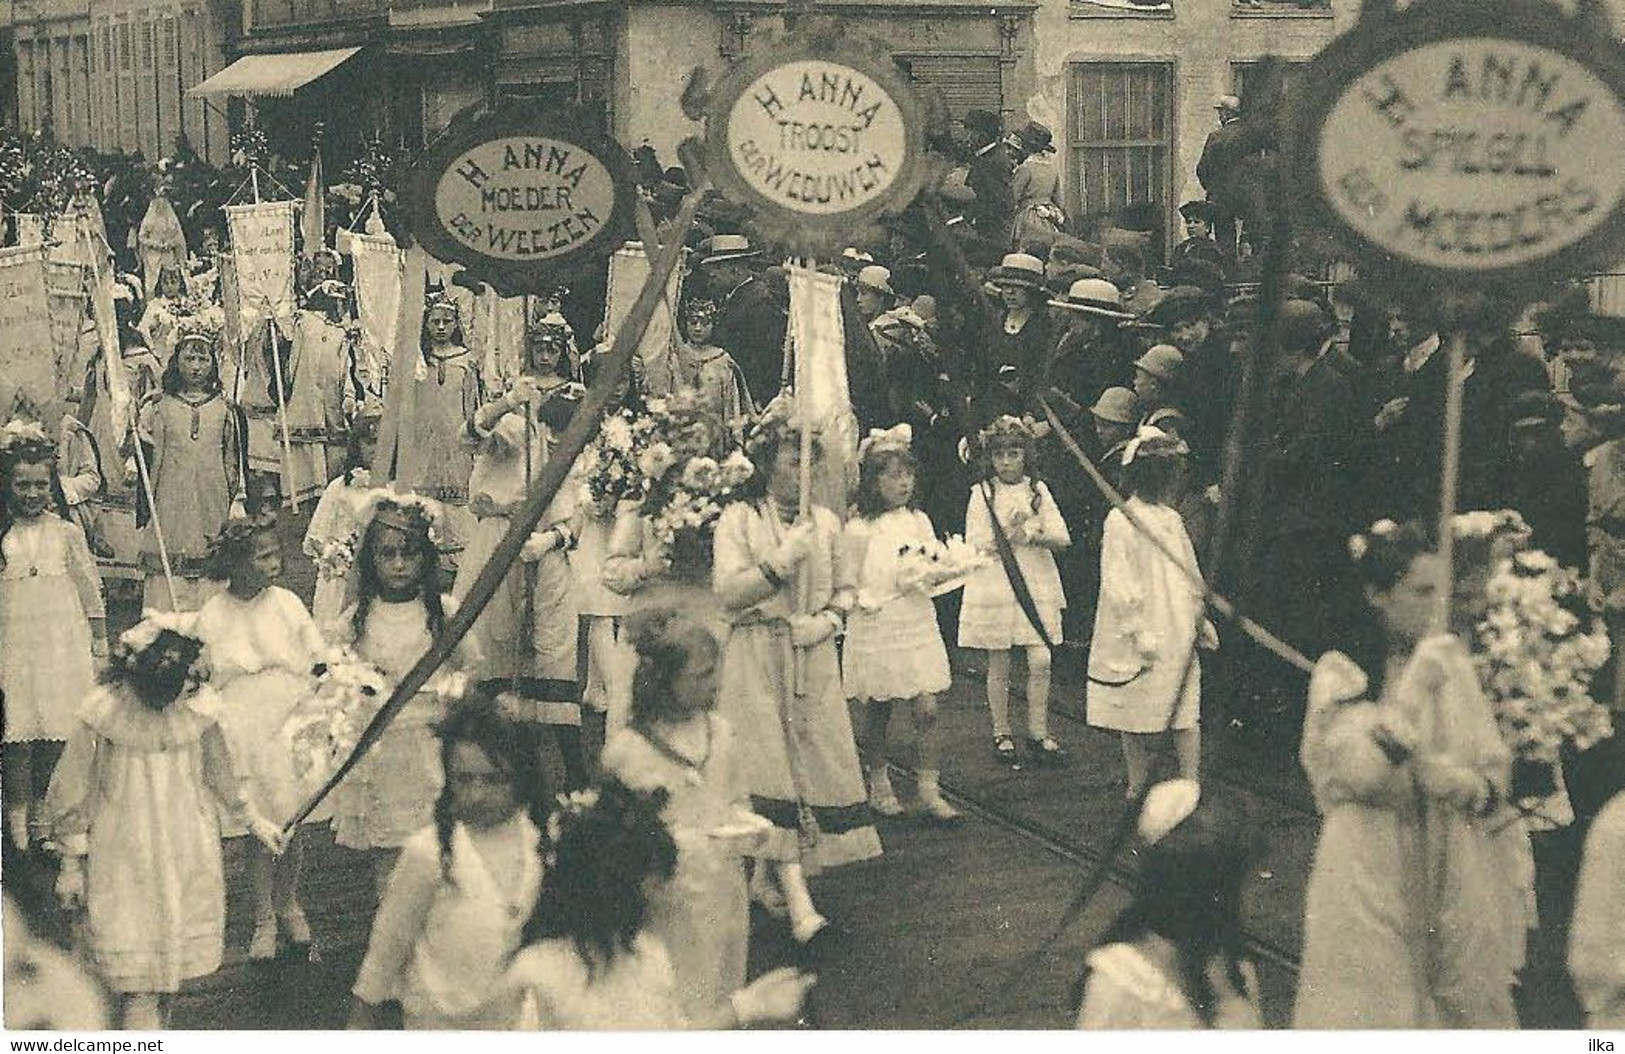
[0,418,54,458]
[682,297,719,320]
[173,311,223,346]
[424,290,463,323]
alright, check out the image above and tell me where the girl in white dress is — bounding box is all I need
[1,422,109,848]
[1075,781,1262,1030]
[196,517,324,960]
[959,415,1071,765]
[46,614,284,1029]
[329,490,481,895]
[842,425,958,820]
[506,780,814,1030]
[1086,428,1217,798]
[349,697,545,1030]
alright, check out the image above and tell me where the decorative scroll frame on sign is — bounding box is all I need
[1292,0,1625,301]
[402,101,640,297]
[684,17,943,256]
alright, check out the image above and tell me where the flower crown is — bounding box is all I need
[1120,426,1189,467]
[859,423,912,463]
[543,787,602,858]
[351,487,444,543]
[979,414,1048,449]
[204,511,278,565]
[0,419,54,459]
[1347,518,1399,561]
[683,297,719,322]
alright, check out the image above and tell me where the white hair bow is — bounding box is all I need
[1137,779,1201,846]
[859,423,913,461]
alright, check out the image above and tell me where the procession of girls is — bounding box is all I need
[7,225,1625,1032]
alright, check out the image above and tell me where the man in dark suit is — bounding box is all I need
[702,235,789,407]
[962,109,1015,248]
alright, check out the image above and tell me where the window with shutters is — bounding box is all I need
[1067,62,1174,251]
[896,54,1003,120]
[118,25,131,71]
[162,20,177,68]
[142,22,155,70]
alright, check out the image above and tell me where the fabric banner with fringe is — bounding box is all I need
[787,265,858,514]
[226,201,297,331]
[348,231,403,409]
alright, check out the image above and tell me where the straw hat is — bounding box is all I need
[697,234,762,267]
[1048,277,1136,320]
[986,253,1047,290]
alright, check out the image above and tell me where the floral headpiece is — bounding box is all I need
[978,414,1048,451]
[352,487,444,544]
[682,297,719,322]
[1347,518,1399,561]
[203,511,278,569]
[1120,426,1188,467]
[859,423,913,463]
[0,419,53,460]
[173,311,222,348]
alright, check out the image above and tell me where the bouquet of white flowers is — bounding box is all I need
[310,534,356,582]
[1474,550,1613,769]
[285,647,389,787]
[644,451,755,579]
[860,534,990,610]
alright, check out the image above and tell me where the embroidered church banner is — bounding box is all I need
[350,231,404,407]
[227,201,297,332]
[787,264,858,513]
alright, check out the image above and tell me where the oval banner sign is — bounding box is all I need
[1296,0,1625,293]
[405,103,637,295]
[701,20,932,253]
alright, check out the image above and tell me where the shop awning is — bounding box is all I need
[187,47,362,99]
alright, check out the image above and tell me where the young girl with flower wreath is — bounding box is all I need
[959,414,1072,766]
[348,696,545,1030]
[842,424,963,821]
[132,321,248,612]
[45,613,284,1029]
[600,604,767,1020]
[303,411,381,626]
[455,307,587,785]
[328,489,482,896]
[1,421,109,849]
[194,515,324,960]
[506,780,814,1029]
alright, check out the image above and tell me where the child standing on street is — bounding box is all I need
[303,411,380,626]
[195,516,324,961]
[349,697,545,1030]
[843,425,959,819]
[959,415,1071,766]
[1,421,109,849]
[1086,429,1216,799]
[47,614,284,1029]
[329,490,481,896]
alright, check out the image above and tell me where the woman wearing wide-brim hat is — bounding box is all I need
[979,254,1054,425]
[1009,122,1066,254]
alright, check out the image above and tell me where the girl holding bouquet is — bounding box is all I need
[328,490,481,896]
[195,516,323,961]
[842,425,960,821]
[1295,520,1526,1029]
[303,411,380,626]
